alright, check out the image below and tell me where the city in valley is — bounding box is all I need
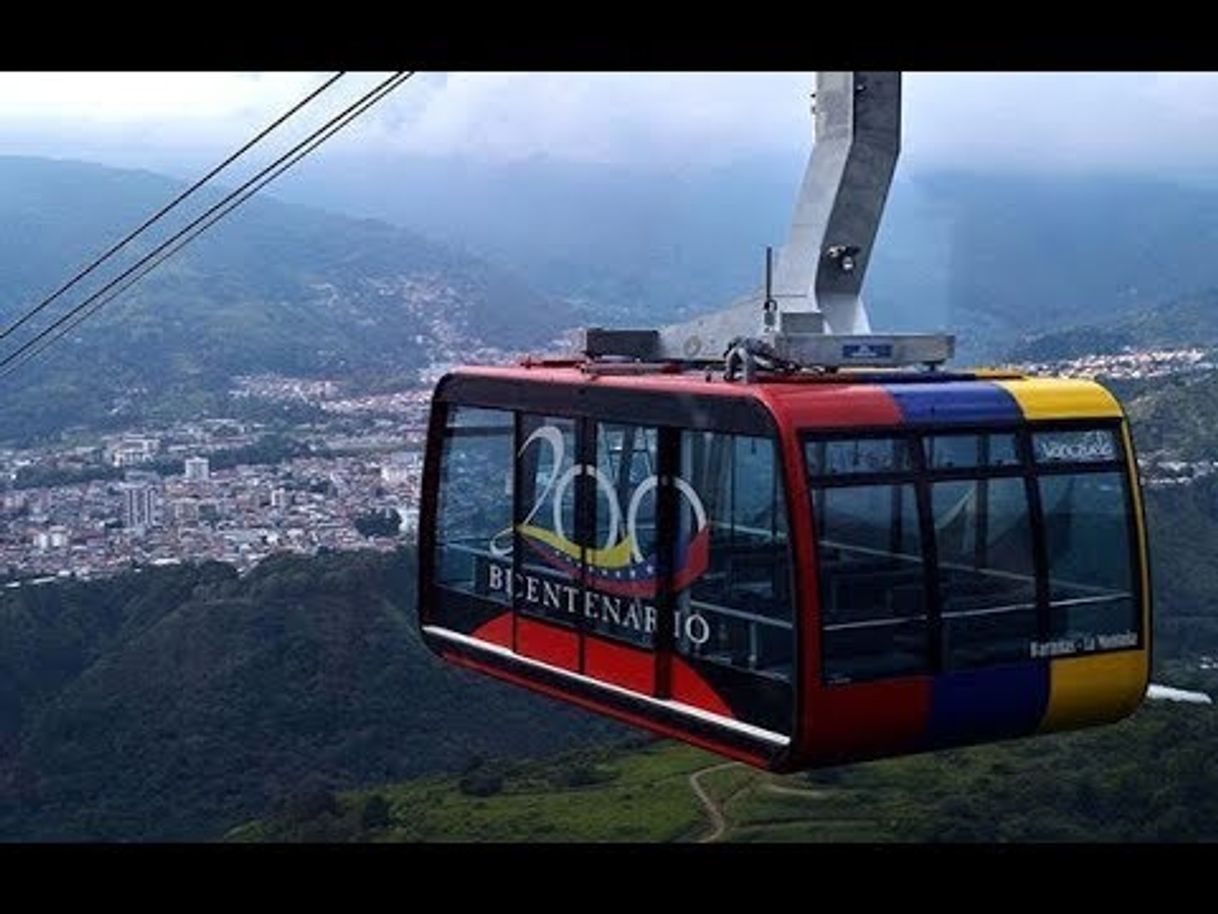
[0,346,1212,588]
[0,374,438,587]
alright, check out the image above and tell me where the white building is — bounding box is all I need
[398,505,419,539]
[112,446,149,467]
[111,438,159,467]
[31,527,69,550]
[184,456,210,482]
[380,457,419,486]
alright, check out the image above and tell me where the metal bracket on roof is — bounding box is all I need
[581,71,955,371]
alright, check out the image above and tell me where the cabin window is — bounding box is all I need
[933,477,1038,669]
[806,423,1142,685]
[431,406,515,634]
[807,436,912,476]
[515,414,580,630]
[814,481,930,684]
[586,422,661,648]
[677,433,793,673]
[1039,471,1138,650]
[924,432,1019,470]
[676,431,794,732]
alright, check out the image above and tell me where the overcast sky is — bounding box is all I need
[2,71,1218,178]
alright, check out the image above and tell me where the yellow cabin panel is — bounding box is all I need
[995,378,1123,420]
[1041,650,1149,732]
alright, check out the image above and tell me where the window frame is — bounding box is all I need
[802,417,1144,687]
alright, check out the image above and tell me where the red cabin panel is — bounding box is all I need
[583,636,656,695]
[471,611,513,649]
[801,677,932,764]
[669,657,736,719]
[515,617,580,672]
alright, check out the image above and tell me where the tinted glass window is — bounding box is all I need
[808,425,1141,684]
[587,423,660,647]
[924,433,1020,470]
[933,477,1038,668]
[806,437,912,477]
[678,431,793,733]
[816,483,928,684]
[432,407,514,634]
[1038,472,1139,654]
[514,415,580,628]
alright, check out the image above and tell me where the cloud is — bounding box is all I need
[4,71,1218,177]
[903,72,1218,174]
[0,72,320,123]
[365,72,811,166]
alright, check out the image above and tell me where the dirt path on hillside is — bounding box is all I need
[688,766,835,842]
[689,762,742,843]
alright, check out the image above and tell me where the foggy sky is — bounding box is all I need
[2,71,1218,178]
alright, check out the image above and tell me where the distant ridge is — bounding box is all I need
[281,155,1218,360]
[0,156,569,443]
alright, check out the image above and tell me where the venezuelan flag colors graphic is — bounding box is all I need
[494,423,712,598]
[515,505,709,598]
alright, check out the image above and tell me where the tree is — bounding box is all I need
[361,794,391,830]
[355,509,401,538]
[279,784,339,825]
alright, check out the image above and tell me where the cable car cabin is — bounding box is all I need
[417,364,1150,772]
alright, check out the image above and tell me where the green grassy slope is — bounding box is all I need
[231,697,1218,843]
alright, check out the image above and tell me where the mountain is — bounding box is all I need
[999,285,1218,465]
[281,155,1218,361]
[275,152,807,328]
[1010,288,1218,363]
[0,549,623,841]
[0,157,570,443]
[1146,473,1218,656]
[9,155,1218,445]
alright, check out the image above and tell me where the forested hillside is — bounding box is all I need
[0,549,622,840]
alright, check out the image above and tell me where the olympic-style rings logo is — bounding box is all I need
[489,424,711,597]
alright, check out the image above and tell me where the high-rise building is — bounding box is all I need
[270,487,291,510]
[121,483,159,532]
[184,456,210,482]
